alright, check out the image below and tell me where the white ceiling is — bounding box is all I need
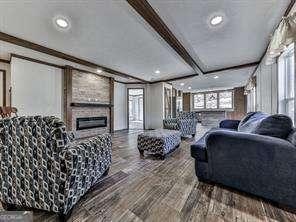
[172,66,256,92]
[0,0,290,87]
[148,0,290,71]
[0,41,136,83]
[0,0,193,81]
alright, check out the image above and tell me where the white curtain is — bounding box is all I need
[244,76,256,95]
[266,12,296,65]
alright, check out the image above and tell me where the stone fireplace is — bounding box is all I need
[64,67,114,138]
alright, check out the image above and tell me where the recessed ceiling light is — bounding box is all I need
[180,83,185,86]
[188,86,192,90]
[210,15,223,26]
[214,75,219,79]
[96,69,102,73]
[155,70,160,74]
[53,16,71,31]
[56,18,68,28]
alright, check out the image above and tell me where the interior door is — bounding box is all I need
[128,88,144,129]
[0,70,4,106]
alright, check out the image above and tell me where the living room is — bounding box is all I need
[0,1,296,222]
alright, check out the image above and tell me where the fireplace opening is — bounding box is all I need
[76,116,107,130]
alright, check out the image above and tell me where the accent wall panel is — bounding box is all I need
[11,57,63,118]
[114,82,127,131]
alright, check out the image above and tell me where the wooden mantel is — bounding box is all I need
[70,102,114,108]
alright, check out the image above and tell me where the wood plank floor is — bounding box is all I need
[3,127,296,222]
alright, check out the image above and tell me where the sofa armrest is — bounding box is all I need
[205,130,296,206]
[219,119,240,130]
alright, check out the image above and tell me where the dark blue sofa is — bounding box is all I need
[191,112,296,208]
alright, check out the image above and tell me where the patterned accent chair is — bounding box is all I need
[163,112,198,137]
[0,116,112,220]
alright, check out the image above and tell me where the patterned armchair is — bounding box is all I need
[163,112,198,137]
[0,116,112,219]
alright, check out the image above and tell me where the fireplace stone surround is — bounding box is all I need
[64,66,114,138]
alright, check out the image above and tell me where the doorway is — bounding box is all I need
[0,70,6,107]
[128,88,144,129]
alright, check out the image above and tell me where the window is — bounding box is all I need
[278,43,295,123]
[206,93,218,109]
[219,91,233,109]
[193,93,204,109]
[193,90,233,110]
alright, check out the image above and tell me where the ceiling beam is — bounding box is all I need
[11,53,63,69]
[151,61,259,83]
[127,0,202,74]
[0,31,148,83]
[0,58,10,64]
[204,61,260,75]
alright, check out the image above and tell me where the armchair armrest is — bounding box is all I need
[60,134,112,174]
[219,119,240,130]
[205,130,296,207]
[59,134,112,213]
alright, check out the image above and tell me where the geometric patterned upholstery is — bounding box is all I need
[0,116,112,215]
[137,129,181,156]
[163,112,198,137]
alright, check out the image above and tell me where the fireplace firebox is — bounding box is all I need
[76,116,107,130]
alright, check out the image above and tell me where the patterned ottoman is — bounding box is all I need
[137,129,181,159]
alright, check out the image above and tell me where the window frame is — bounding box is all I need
[192,89,234,111]
[278,43,295,123]
[205,92,218,109]
[193,93,205,109]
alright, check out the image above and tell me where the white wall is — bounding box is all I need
[114,82,171,130]
[147,82,164,129]
[255,57,278,114]
[11,57,63,118]
[247,87,256,112]
[114,82,127,130]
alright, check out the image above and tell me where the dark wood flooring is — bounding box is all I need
[2,127,296,222]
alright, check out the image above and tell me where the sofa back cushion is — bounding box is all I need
[254,114,293,139]
[238,112,293,139]
[238,112,269,133]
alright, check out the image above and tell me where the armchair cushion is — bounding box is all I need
[164,112,197,137]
